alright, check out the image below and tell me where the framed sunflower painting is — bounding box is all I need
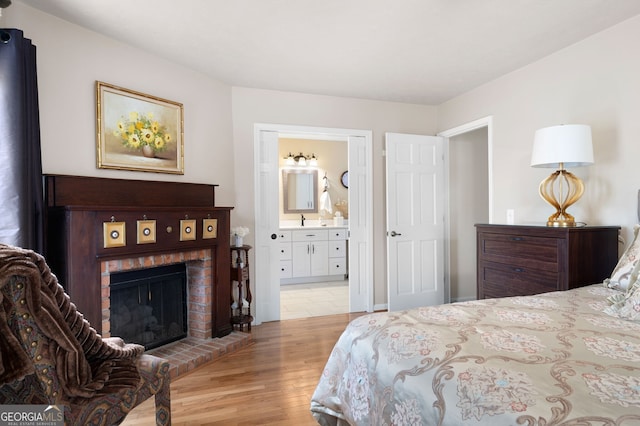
[96,81,184,174]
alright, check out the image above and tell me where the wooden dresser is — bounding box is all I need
[476,224,620,299]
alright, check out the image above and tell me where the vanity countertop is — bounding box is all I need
[279,219,348,230]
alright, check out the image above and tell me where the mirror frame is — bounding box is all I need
[282,168,318,213]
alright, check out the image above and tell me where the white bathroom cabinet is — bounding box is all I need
[279,227,347,284]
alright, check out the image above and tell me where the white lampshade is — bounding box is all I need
[530,124,594,168]
[285,152,295,166]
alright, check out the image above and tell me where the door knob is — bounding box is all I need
[390,231,402,237]
[271,233,277,239]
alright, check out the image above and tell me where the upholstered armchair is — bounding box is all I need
[0,244,171,425]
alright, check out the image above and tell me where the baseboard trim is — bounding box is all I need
[373,303,388,312]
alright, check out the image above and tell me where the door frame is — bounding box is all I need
[438,116,493,303]
[253,123,374,324]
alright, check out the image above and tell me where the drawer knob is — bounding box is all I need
[513,267,524,273]
[511,237,523,241]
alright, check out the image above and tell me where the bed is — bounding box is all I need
[310,239,640,425]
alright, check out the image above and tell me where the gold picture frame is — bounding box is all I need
[96,81,184,174]
[180,219,197,241]
[202,218,218,239]
[103,221,126,248]
[137,219,157,244]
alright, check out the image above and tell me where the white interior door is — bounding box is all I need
[386,132,445,311]
[347,135,373,313]
[254,130,281,323]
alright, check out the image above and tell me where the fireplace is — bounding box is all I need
[44,175,233,339]
[110,263,187,350]
[101,249,215,342]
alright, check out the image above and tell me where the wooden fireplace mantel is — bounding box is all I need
[43,175,233,338]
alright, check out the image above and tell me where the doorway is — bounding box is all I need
[254,124,373,325]
[278,136,349,320]
[439,117,492,303]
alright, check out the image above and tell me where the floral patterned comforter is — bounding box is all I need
[310,285,640,425]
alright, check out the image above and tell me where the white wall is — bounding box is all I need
[4,3,236,205]
[439,15,640,246]
[232,87,438,305]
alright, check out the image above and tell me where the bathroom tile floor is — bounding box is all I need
[280,279,349,320]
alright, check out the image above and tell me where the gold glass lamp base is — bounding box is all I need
[539,167,584,228]
[546,215,576,228]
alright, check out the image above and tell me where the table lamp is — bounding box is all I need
[530,124,593,227]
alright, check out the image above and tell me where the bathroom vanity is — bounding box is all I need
[278,224,348,284]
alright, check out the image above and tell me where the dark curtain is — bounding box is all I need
[0,29,43,252]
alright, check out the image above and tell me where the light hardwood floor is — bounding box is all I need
[121,312,365,425]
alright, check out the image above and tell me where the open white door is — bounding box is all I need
[347,135,373,313]
[253,130,281,323]
[386,132,445,311]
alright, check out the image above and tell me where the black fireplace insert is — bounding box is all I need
[110,263,187,350]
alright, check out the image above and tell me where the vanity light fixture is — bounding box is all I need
[284,152,318,167]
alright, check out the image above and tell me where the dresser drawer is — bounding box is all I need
[329,259,346,275]
[277,230,292,242]
[280,260,292,278]
[329,229,347,240]
[479,233,559,271]
[292,229,329,242]
[479,261,558,298]
[329,240,346,258]
[279,243,291,260]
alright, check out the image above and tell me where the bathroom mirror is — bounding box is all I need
[282,168,318,213]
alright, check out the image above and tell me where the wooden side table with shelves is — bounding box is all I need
[230,245,253,331]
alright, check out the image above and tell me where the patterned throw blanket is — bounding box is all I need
[0,244,144,403]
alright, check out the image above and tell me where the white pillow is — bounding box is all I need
[604,224,640,291]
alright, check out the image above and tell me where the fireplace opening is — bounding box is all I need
[110,263,187,350]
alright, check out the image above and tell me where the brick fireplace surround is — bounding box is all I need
[101,249,214,340]
[100,249,251,378]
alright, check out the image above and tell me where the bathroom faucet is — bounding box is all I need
[301,214,305,226]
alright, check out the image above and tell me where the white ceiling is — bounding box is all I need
[15,0,640,104]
